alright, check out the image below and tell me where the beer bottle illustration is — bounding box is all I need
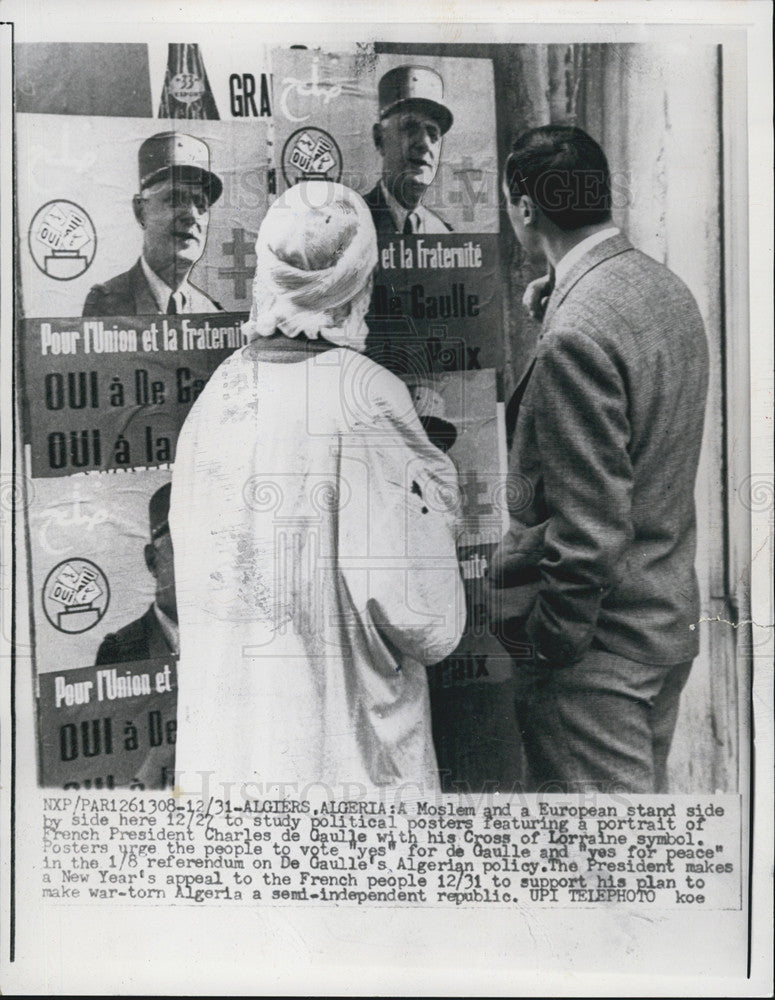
[158,43,219,119]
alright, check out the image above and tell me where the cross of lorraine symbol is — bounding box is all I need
[460,471,494,526]
[219,228,256,300]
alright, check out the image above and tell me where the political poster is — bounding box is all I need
[271,48,502,376]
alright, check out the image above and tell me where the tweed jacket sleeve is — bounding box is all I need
[526,324,635,665]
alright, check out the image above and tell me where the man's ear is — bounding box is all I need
[132,193,145,228]
[520,195,537,226]
[372,122,383,153]
[144,542,157,578]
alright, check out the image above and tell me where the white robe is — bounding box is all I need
[169,342,465,798]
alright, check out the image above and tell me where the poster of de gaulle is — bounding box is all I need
[270,49,501,375]
[15,40,509,790]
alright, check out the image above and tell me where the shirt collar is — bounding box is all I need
[140,255,190,313]
[380,180,420,233]
[152,600,179,655]
[553,227,620,288]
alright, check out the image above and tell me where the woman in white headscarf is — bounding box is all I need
[170,181,464,797]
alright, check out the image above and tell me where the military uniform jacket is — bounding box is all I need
[363,183,453,237]
[95,604,174,665]
[82,259,222,316]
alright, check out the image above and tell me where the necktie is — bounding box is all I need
[166,293,178,315]
[403,212,417,235]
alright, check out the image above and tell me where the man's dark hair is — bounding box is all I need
[504,125,612,231]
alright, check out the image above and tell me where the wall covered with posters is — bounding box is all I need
[16,39,513,791]
[14,38,740,793]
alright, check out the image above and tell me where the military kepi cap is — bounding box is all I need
[138,131,223,204]
[149,483,171,541]
[378,66,453,135]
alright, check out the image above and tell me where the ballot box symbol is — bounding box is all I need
[28,200,96,280]
[291,133,335,174]
[282,128,342,185]
[42,558,110,634]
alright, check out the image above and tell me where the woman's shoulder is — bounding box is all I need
[182,347,255,425]
[335,348,411,399]
[324,349,414,430]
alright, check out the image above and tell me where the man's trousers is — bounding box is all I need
[503,632,693,794]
